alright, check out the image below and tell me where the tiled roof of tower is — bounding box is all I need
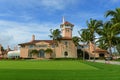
[61,21,74,27]
[18,40,53,45]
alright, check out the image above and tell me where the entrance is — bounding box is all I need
[99,53,105,57]
[64,51,68,57]
[39,50,45,58]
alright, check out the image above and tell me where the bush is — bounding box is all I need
[53,58,79,60]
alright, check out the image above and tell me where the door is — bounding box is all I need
[39,50,45,58]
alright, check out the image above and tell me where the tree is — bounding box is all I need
[45,48,53,55]
[97,21,120,57]
[105,8,120,33]
[81,18,102,61]
[105,8,120,23]
[86,18,103,42]
[78,29,91,60]
[97,40,108,50]
[116,44,120,55]
[30,49,38,57]
[72,36,80,46]
[49,29,62,58]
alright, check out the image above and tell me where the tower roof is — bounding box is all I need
[61,21,74,27]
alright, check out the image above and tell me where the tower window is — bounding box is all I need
[67,29,69,32]
[66,29,69,32]
[64,41,68,47]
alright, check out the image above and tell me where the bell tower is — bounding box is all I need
[60,17,74,38]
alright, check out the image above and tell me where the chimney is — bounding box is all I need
[32,35,35,41]
[7,45,10,51]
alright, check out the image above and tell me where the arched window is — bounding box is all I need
[64,51,68,57]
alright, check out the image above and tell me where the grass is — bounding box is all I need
[0,60,120,80]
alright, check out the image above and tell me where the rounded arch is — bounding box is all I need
[64,51,68,57]
[39,49,45,58]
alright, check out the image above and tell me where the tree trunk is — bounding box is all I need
[83,48,85,60]
[93,40,96,62]
[88,41,91,60]
[83,43,85,61]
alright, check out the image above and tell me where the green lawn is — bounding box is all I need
[0,60,120,80]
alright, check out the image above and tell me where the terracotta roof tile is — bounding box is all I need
[61,21,74,27]
[18,40,53,45]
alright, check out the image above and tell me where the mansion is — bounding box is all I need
[19,18,77,58]
[17,18,109,59]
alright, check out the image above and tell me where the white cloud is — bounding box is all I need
[0,20,59,49]
[0,19,80,49]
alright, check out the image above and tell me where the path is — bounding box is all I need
[88,60,120,65]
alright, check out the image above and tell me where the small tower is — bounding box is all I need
[7,45,10,51]
[60,17,74,38]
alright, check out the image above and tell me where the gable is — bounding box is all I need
[35,41,50,45]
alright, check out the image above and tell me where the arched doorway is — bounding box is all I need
[85,53,89,59]
[64,51,68,57]
[39,49,45,58]
[99,53,105,58]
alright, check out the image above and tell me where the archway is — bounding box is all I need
[39,49,45,58]
[64,51,68,57]
[99,53,105,58]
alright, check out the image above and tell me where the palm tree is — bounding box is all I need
[97,21,120,57]
[116,44,120,56]
[49,29,62,58]
[105,8,120,32]
[104,8,120,59]
[105,8,120,23]
[78,30,91,60]
[86,18,103,42]
[72,36,80,46]
[97,40,108,50]
[81,18,102,60]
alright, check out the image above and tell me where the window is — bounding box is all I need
[38,45,47,48]
[64,41,68,47]
[64,51,68,57]
[66,29,69,32]
[65,41,68,45]
[29,45,34,48]
[51,44,55,48]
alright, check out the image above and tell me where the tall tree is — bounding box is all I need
[81,18,102,60]
[86,18,103,42]
[116,44,120,55]
[97,21,120,57]
[72,36,80,47]
[105,8,120,32]
[78,29,91,60]
[105,8,120,23]
[49,29,62,58]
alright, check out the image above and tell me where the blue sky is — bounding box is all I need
[0,0,120,49]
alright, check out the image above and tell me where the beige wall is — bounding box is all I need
[20,46,29,58]
[62,28,72,38]
[85,42,109,58]
[20,40,77,58]
[55,40,77,58]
